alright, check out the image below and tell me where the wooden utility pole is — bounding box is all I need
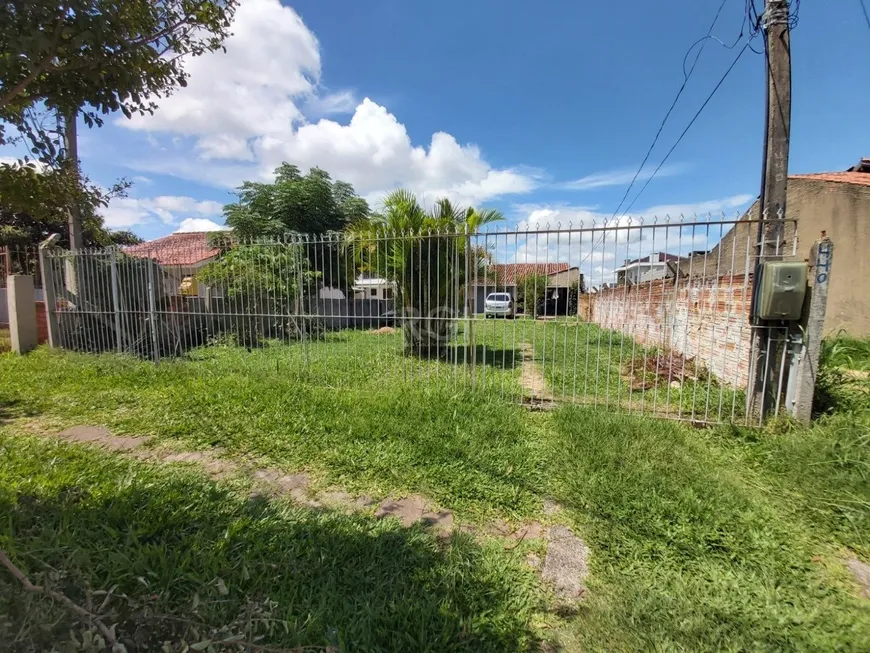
[747,0,792,420]
[62,109,83,251]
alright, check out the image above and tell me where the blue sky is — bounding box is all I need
[3,0,867,252]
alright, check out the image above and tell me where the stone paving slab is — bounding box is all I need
[542,525,590,601]
[847,558,870,599]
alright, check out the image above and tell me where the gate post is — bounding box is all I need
[6,275,38,354]
[788,235,833,424]
[38,234,60,348]
[109,248,123,352]
[146,261,160,363]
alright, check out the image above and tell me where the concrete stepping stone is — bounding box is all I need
[542,525,590,601]
[58,425,151,452]
[847,558,870,599]
[374,495,427,527]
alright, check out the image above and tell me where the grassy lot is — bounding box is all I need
[0,336,869,651]
[227,318,743,420]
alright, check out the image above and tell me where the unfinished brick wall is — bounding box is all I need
[583,275,753,387]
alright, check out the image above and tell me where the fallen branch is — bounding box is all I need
[0,546,121,650]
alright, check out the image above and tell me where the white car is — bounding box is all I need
[484,292,514,318]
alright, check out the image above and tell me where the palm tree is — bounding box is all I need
[345,189,503,357]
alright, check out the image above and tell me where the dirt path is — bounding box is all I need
[520,342,554,404]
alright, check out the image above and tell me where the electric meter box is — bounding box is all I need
[754,261,807,320]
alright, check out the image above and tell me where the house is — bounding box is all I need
[471,263,583,314]
[614,252,682,285]
[678,158,870,336]
[124,232,220,297]
[352,276,395,301]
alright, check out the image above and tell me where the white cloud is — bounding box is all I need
[507,194,754,283]
[102,196,224,229]
[560,164,686,191]
[124,0,320,156]
[175,218,230,233]
[119,0,537,206]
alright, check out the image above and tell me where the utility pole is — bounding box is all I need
[62,108,83,251]
[747,0,792,420]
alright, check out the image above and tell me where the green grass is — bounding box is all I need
[474,317,744,419]
[0,434,544,652]
[0,347,547,521]
[821,335,870,371]
[546,408,870,651]
[1,343,869,651]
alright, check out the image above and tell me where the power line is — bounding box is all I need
[607,0,730,222]
[578,1,753,271]
[860,0,870,32]
[618,41,752,218]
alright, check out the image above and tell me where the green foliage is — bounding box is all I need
[0,0,237,158]
[224,164,370,238]
[549,408,870,651]
[223,164,370,290]
[814,336,870,415]
[346,190,503,355]
[0,161,130,247]
[198,244,313,301]
[821,335,870,371]
[197,243,321,345]
[515,273,549,315]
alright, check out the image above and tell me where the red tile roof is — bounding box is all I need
[124,232,220,266]
[477,263,571,285]
[791,172,870,187]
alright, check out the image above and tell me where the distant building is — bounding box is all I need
[614,252,682,285]
[352,277,395,301]
[124,232,220,297]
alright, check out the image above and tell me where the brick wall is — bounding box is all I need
[582,275,753,387]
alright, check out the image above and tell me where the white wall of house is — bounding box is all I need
[621,263,670,284]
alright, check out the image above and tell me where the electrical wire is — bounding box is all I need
[614,0,805,217]
[606,0,730,222]
[618,40,752,219]
[860,0,870,33]
[578,0,751,270]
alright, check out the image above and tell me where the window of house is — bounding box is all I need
[384,288,393,299]
[370,288,377,297]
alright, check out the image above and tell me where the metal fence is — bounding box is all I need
[39,214,798,424]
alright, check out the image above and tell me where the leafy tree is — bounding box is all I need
[346,190,503,357]
[197,244,320,346]
[108,230,144,246]
[224,164,370,237]
[0,0,238,159]
[0,161,130,247]
[224,164,370,290]
[515,272,549,316]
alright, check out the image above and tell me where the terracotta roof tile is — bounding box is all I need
[790,172,870,187]
[124,232,220,266]
[476,263,571,285]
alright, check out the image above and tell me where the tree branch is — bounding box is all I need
[0,3,68,110]
[0,547,120,649]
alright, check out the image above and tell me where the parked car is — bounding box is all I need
[484,292,514,318]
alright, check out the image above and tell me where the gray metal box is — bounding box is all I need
[755,261,807,320]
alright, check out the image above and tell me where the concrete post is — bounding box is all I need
[6,275,38,354]
[789,236,833,424]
